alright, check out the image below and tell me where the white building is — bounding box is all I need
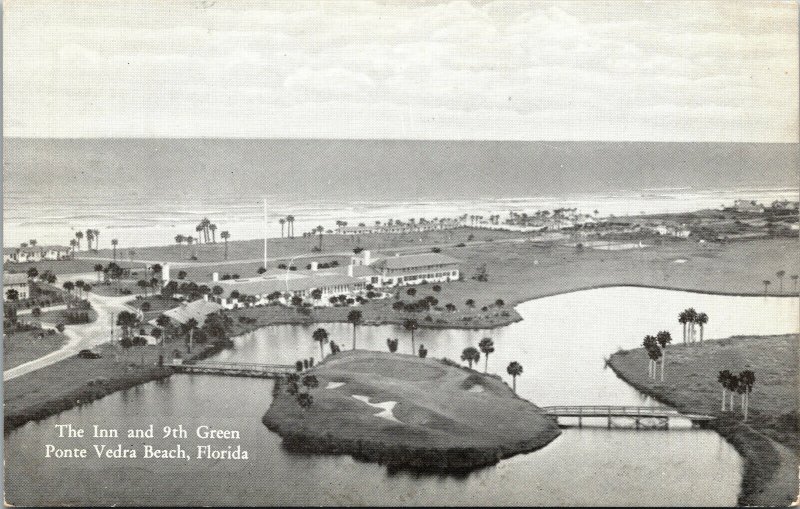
[346,250,460,287]
[3,272,30,300]
[2,245,71,263]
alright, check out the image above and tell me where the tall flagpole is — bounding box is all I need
[263,199,268,270]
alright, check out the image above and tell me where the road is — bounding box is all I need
[3,293,139,382]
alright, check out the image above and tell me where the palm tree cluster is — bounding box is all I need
[195,218,218,244]
[80,229,101,251]
[718,370,756,420]
[279,215,295,238]
[285,373,318,410]
[640,331,674,381]
[677,308,709,344]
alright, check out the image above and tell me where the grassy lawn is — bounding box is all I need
[78,227,522,264]
[264,350,559,470]
[87,280,144,297]
[609,334,799,506]
[36,307,99,325]
[226,237,798,332]
[3,329,68,370]
[3,259,102,276]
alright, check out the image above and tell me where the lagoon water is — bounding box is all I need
[5,288,798,505]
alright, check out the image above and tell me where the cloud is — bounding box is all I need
[3,0,797,141]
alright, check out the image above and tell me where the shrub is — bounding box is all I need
[55,323,65,333]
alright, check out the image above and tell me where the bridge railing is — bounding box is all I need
[183,360,297,370]
[542,405,683,416]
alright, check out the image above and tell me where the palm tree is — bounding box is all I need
[403,318,419,354]
[279,218,286,238]
[739,370,755,421]
[655,330,672,381]
[75,231,83,250]
[85,229,94,250]
[791,275,799,294]
[506,361,523,393]
[137,279,149,297]
[776,270,786,294]
[111,239,119,261]
[69,238,78,255]
[195,224,205,243]
[93,229,101,251]
[286,215,295,238]
[209,224,217,243]
[696,312,708,343]
[461,346,480,369]
[220,231,230,260]
[762,280,771,296]
[478,337,494,373]
[156,315,171,344]
[94,263,104,282]
[678,310,688,344]
[174,235,184,257]
[685,308,698,343]
[184,318,199,353]
[643,335,658,378]
[316,225,325,251]
[347,309,362,350]
[312,328,329,359]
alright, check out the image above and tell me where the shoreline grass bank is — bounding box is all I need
[607,334,799,506]
[263,350,560,472]
[3,340,229,435]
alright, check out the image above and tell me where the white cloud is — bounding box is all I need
[3,0,797,141]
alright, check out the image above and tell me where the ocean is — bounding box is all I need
[3,138,798,248]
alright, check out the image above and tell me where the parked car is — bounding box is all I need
[77,349,101,359]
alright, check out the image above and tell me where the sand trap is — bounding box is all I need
[326,382,345,389]
[467,385,484,393]
[674,259,688,264]
[352,395,402,423]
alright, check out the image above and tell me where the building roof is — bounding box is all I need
[162,299,222,325]
[217,273,365,297]
[3,247,19,255]
[3,272,29,285]
[350,265,380,277]
[375,253,460,270]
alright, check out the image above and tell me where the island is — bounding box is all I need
[608,334,799,506]
[263,350,561,471]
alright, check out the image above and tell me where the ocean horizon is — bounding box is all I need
[4,138,798,248]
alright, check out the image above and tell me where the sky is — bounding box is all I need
[3,0,798,141]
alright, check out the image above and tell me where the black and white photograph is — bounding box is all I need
[3,1,799,506]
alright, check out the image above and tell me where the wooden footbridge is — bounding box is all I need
[173,360,297,379]
[542,405,715,429]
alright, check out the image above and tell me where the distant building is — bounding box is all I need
[3,272,30,300]
[770,200,799,211]
[2,245,71,263]
[336,219,461,235]
[733,200,765,214]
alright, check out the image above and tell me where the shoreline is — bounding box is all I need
[6,282,796,435]
[607,339,799,506]
[225,283,797,337]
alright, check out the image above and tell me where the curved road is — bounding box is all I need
[3,293,139,382]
